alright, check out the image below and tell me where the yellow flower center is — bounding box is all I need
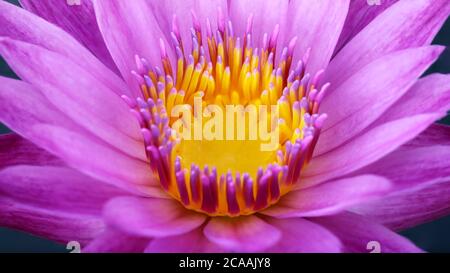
[123,11,328,216]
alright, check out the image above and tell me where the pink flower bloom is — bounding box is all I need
[1,0,450,253]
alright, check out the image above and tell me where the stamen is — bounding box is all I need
[124,12,329,216]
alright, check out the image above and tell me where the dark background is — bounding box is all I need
[0,0,449,253]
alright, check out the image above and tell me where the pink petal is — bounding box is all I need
[316,46,443,155]
[407,124,450,147]
[93,0,170,97]
[19,0,118,72]
[0,78,160,195]
[261,175,391,218]
[369,74,450,129]
[30,124,164,197]
[334,0,398,54]
[278,0,349,74]
[325,0,450,90]
[314,212,423,253]
[228,0,288,49]
[0,165,125,216]
[357,145,450,191]
[0,133,62,169]
[103,196,206,238]
[0,39,145,160]
[83,228,150,253]
[266,218,342,253]
[146,228,225,253]
[0,139,117,245]
[0,77,137,161]
[301,113,442,188]
[0,0,129,97]
[352,179,450,231]
[203,215,281,252]
[350,127,450,230]
[0,197,104,246]
[0,77,84,138]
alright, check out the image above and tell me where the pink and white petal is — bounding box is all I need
[369,74,450,129]
[261,175,391,218]
[30,124,164,197]
[265,218,342,253]
[352,179,450,231]
[314,212,424,253]
[0,165,125,215]
[19,0,117,72]
[146,228,226,253]
[93,0,171,97]
[0,197,104,246]
[0,38,145,160]
[334,0,399,55]
[0,133,62,169]
[301,113,442,188]
[316,46,443,155]
[203,215,281,252]
[278,0,349,74]
[228,0,288,50]
[103,196,206,238]
[325,0,450,90]
[83,228,150,253]
[147,0,228,54]
[0,0,129,97]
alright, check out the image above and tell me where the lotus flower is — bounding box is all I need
[1,0,450,253]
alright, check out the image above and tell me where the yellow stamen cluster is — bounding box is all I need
[126,16,328,216]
